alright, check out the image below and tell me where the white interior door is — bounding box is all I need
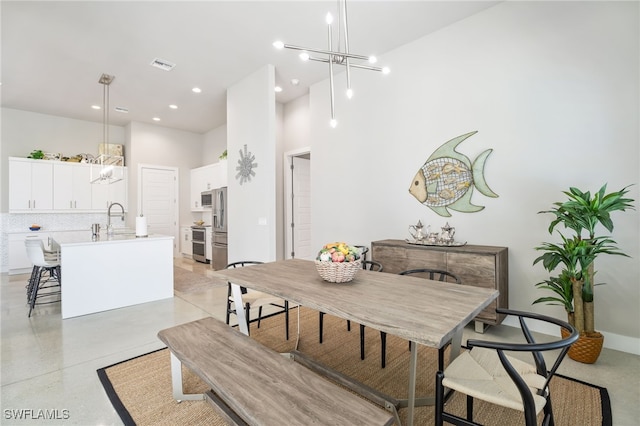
[285,152,311,260]
[139,164,179,256]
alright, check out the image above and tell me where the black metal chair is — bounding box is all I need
[225,261,289,340]
[318,259,382,347]
[435,308,579,426]
[374,269,462,369]
[25,239,61,317]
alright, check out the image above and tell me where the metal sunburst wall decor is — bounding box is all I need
[235,144,258,185]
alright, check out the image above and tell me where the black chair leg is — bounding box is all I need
[245,303,251,336]
[347,320,351,331]
[319,312,324,343]
[26,266,38,302]
[359,324,366,360]
[257,306,263,329]
[28,267,44,318]
[466,394,474,422]
[380,331,387,368]
[435,371,445,425]
[284,301,289,340]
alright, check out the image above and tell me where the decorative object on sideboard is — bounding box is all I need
[90,73,124,185]
[408,220,429,242]
[272,0,389,128]
[406,221,466,247]
[409,131,498,217]
[533,184,634,363]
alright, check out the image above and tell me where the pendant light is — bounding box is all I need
[273,0,390,128]
[90,73,124,184]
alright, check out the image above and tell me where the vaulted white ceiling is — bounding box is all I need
[1,1,499,134]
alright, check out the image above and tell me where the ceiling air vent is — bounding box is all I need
[150,58,176,71]
[114,107,129,113]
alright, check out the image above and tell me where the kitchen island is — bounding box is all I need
[51,231,174,319]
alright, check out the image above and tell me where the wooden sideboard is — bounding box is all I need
[371,239,508,331]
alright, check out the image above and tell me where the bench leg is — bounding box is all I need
[170,353,204,402]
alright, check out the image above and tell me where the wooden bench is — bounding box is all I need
[157,317,395,426]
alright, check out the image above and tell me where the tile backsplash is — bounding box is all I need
[1,212,129,273]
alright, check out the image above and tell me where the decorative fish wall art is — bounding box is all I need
[409,131,498,217]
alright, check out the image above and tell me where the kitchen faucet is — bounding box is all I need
[107,202,125,234]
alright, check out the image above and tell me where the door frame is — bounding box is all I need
[284,147,311,260]
[137,163,180,257]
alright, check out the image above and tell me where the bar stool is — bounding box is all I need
[25,239,61,317]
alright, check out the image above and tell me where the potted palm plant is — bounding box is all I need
[533,184,634,363]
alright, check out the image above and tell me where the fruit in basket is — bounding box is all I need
[316,242,360,263]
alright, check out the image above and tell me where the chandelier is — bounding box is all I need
[273,0,389,128]
[90,73,124,184]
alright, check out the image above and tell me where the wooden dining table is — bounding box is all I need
[213,258,499,425]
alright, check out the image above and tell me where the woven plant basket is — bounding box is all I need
[315,260,361,283]
[561,328,604,364]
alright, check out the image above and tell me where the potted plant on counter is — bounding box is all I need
[533,184,634,363]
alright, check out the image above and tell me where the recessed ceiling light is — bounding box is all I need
[291,79,300,86]
[92,105,101,110]
[152,117,161,122]
[192,87,202,93]
[274,86,283,93]
[169,104,178,109]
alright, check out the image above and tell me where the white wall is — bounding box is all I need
[127,121,204,227]
[203,124,227,165]
[307,1,639,352]
[0,108,125,212]
[283,95,311,152]
[227,65,278,263]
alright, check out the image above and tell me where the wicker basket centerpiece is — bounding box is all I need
[315,242,363,283]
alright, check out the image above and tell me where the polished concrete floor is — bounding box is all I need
[1,257,638,425]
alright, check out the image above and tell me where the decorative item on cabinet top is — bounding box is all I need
[21,151,125,165]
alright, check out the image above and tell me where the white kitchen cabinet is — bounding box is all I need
[215,159,228,187]
[9,157,127,213]
[190,162,227,211]
[53,162,92,210]
[8,232,51,274]
[180,226,193,256]
[190,164,214,211]
[91,167,128,211]
[9,157,54,212]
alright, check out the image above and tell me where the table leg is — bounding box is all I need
[449,328,463,362]
[170,352,204,401]
[231,283,249,336]
[407,340,418,426]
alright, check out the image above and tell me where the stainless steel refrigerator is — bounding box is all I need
[211,186,227,270]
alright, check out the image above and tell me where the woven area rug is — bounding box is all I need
[173,266,225,294]
[98,307,611,426]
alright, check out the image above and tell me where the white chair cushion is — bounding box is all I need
[228,289,284,308]
[442,347,548,413]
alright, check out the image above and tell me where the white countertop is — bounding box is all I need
[51,230,173,247]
